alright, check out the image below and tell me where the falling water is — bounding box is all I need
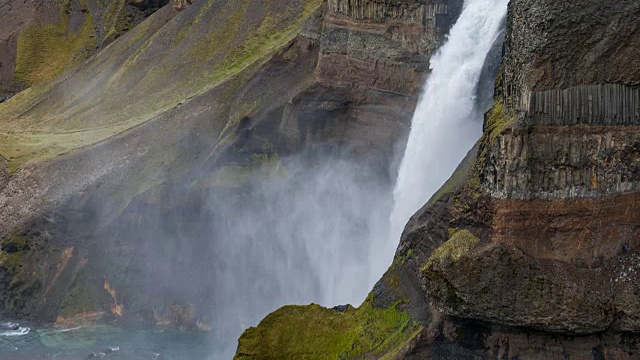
[388,0,509,254]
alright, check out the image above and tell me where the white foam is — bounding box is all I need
[0,327,30,336]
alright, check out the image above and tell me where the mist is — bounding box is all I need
[197,153,394,357]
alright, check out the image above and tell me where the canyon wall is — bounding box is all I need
[236,0,640,358]
[0,0,463,345]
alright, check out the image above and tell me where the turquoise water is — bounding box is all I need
[0,322,224,359]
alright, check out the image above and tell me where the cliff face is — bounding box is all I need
[235,0,640,358]
[279,0,463,166]
[0,0,462,335]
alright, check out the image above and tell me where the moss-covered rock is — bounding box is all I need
[0,234,29,276]
[483,98,516,144]
[423,229,480,271]
[235,296,421,360]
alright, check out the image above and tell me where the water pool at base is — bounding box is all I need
[0,321,223,359]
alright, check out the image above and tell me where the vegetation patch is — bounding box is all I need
[1,0,323,172]
[423,229,480,270]
[0,234,29,277]
[13,0,97,86]
[235,296,421,359]
[99,0,131,44]
[484,98,516,144]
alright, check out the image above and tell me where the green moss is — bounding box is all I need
[0,234,31,289]
[182,0,323,96]
[13,0,97,86]
[235,297,421,359]
[0,234,28,274]
[400,249,414,266]
[484,98,516,144]
[423,229,480,270]
[100,0,130,44]
[388,273,400,288]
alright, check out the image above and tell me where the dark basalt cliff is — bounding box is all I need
[235,0,640,358]
[0,0,463,333]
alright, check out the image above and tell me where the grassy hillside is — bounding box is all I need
[0,0,323,172]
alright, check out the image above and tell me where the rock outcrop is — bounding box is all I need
[235,0,640,358]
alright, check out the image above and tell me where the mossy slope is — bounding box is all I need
[235,296,421,360]
[13,0,97,87]
[0,0,323,172]
[10,0,155,89]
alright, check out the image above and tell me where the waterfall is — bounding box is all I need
[387,0,509,257]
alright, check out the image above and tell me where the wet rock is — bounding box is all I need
[331,304,351,312]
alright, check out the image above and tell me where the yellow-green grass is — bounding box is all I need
[423,229,480,271]
[0,0,324,172]
[13,0,97,87]
[235,296,421,359]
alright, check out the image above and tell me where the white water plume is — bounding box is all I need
[388,0,509,256]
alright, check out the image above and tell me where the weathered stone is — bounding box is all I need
[526,85,640,127]
[485,126,640,199]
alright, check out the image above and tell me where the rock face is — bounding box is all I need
[235,0,640,358]
[485,125,640,199]
[500,0,640,112]
[279,0,463,165]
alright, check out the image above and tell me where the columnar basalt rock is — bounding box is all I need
[485,126,640,200]
[317,0,463,95]
[526,85,640,127]
[499,0,640,113]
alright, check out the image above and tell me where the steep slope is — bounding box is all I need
[0,0,168,98]
[0,0,325,324]
[235,0,640,358]
[0,0,465,342]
